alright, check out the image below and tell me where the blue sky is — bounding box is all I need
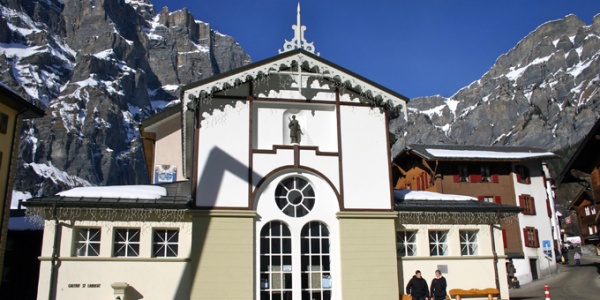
[150,0,600,99]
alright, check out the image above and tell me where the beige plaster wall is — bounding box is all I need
[338,212,399,300]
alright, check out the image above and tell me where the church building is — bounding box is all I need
[25,5,518,300]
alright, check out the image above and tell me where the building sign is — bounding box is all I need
[154,164,177,183]
[68,284,101,288]
[542,239,552,257]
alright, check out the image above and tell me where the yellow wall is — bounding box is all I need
[0,101,20,280]
[338,212,399,300]
[189,210,256,300]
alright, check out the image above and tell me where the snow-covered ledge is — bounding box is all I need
[56,185,167,199]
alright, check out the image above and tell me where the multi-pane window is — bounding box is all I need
[429,231,448,256]
[515,165,531,184]
[396,231,417,257]
[458,166,469,182]
[585,206,591,216]
[76,228,101,257]
[301,222,331,300]
[589,225,598,235]
[0,112,8,134]
[260,221,292,299]
[481,166,491,182]
[460,230,478,256]
[114,228,140,257]
[275,177,315,218]
[153,229,179,257]
[519,194,536,215]
[523,227,539,248]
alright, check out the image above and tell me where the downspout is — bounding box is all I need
[490,214,501,300]
[48,203,60,300]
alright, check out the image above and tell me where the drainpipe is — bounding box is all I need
[48,203,60,300]
[490,220,501,300]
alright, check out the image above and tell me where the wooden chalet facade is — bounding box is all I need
[558,118,600,245]
[393,144,557,284]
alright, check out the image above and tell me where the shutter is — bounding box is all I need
[492,174,499,183]
[471,174,482,183]
[546,198,552,217]
[526,176,531,184]
[519,195,525,213]
[478,196,485,202]
[502,229,507,248]
[494,196,502,204]
[453,175,460,183]
[523,228,529,247]
[516,172,522,183]
[534,229,540,248]
[530,197,536,215]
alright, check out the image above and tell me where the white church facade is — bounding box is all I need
[25,6,520,300]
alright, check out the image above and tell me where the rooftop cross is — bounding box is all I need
[279,2,319,56]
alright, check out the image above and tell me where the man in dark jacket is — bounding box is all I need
[430,270,447,300]
[406,270,429,300]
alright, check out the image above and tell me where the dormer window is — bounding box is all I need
[515,165,531,184]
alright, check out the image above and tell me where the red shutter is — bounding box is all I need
[494,196,502,204]
[519,195,525,213]
[492,174,499,183]
[526,176,531,184]
[453,175,460,182]
[478,196,485,202]
[471,174,482,183]
[516,172,522,183]
[523,228,529,247]
[546,198,552,217]
[502,229,507,248]
[530,197,536,215]
[534,229,540,248]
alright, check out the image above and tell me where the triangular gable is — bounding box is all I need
[180,49,409,178]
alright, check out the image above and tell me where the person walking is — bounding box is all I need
[430,270,447,300]
[406,270,429,300]
[574,251,581,265]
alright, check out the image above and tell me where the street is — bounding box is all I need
[509,254,600,299]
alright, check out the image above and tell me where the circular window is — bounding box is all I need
[275,177,315,218]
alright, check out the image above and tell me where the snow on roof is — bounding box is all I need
[394,190,476,201]
[425,148,555,159]
[57,185,167,199]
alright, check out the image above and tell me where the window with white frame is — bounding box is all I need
[396,231,417,257]
[301,221,331,299]
[589,225,597,235]
[76,228,101,257]
[153,229,179,257]
[114,228,140,257]
[429,231,448,256]
[460,230,478,256]
[260,221,293,299]
[275,177,315,218]
[592,206,597,215]
[585,206,591,216]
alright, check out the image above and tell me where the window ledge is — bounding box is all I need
[39,256,190,262]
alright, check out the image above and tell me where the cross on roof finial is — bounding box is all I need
[279,2,319,55]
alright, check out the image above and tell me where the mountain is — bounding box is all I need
[0,0,250,201]
[391,14,600,169]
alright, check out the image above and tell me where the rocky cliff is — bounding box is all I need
[391,14,600,166]
[0,0,250,200]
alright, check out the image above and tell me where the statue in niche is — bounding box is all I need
[288,115,303,144]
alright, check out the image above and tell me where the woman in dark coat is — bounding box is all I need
[406,270,429,300]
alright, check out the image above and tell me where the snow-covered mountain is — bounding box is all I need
[1,0,250,203]
[391,14,600,163]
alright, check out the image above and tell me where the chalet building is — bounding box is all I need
[24,6,519,300]
[558,118,600,246]
[392,144,558,285]
[0,83,44,280]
